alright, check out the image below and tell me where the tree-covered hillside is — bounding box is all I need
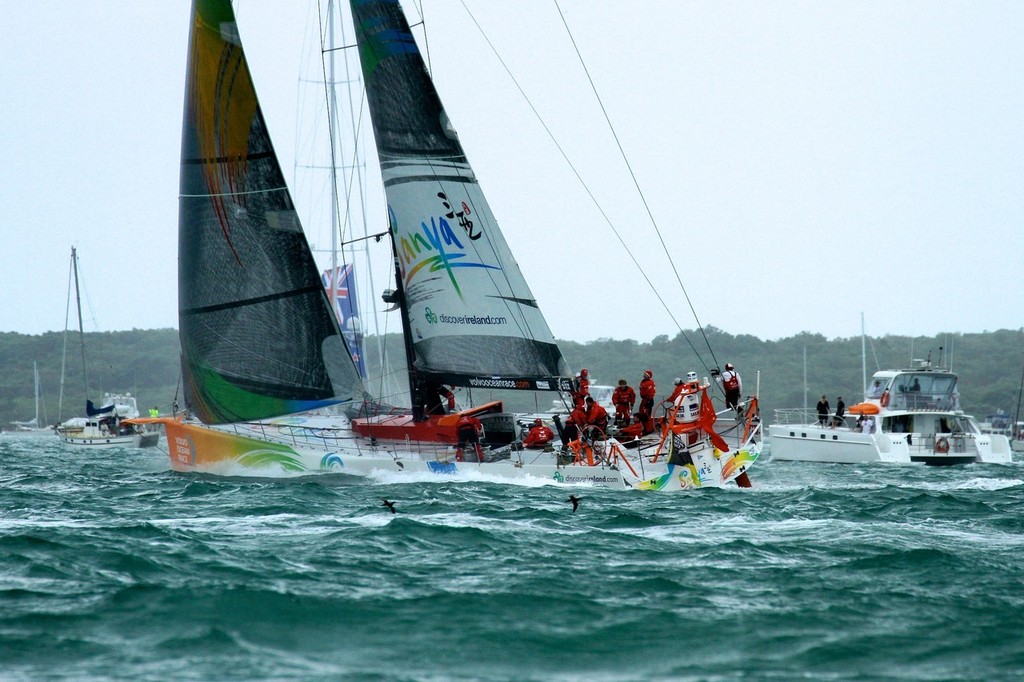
[2,327,1021,430]
[0,329,181,429]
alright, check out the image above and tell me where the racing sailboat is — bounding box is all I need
[142,0,758,489]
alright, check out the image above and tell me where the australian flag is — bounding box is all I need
[322,263,367,378]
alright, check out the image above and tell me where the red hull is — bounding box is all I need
[351,401,505,444]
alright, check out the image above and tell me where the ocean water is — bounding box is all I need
[1,435,1023,681]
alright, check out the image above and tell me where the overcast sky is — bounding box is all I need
[2,1,1021,343]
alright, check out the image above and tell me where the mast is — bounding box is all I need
[860,312,866,395]
[386,229,424,420]
[33,361,40,427]
[328,0,339,320]
[1014,334,1024,444]
[57,252,72,422]
[802,346,807,412]
[71,247,89,401]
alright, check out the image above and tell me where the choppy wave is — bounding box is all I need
[2,436,1023,680]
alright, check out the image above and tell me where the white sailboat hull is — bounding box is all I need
[156,415,758,491]
[58,430,160,449]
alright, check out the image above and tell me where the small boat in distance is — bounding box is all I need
[1012,422,1024,454]
[57,393,160,449]
[978,410,1013,438]
[769,360,1012,465]
[54,247,160,449]
[10,362,51,435]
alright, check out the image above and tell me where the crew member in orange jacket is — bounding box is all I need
[611,379,635,427]
[566,404,588,441]
[523,419,555,448]
[584,396,609,438]
[571,368,590,409]
[667,377,686,404]
[638,370,656,424]
[455,413,484,462]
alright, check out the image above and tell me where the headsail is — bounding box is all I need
[350,0,570,393]
[178,0,365,424]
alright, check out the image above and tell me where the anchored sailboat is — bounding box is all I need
[54,247,160,448]
[141,0,758,489]
[10,362,50,434]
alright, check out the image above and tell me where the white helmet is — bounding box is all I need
[673,377,683,385]
[686,371,698,382]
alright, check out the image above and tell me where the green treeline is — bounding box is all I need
[0,329,182,429]
[2,327,1021,430]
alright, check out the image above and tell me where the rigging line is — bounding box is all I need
[456,1,706,360]
[318,0,362,264]
[316,0,345,255]
[319,0,377,397]
[1014,332,1024,439]
[336,6,368,249]
[552,0,720,371]
[340,73,388,381]
[317,1,384,377]
[337,89,368,249]
[411,2,431,75]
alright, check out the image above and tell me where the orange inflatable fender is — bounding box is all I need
[848,402,880,415]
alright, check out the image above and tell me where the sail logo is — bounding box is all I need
[437,313,507,326]
[439,193,479,241]
[424,308,438,324]
[393,194,499,299]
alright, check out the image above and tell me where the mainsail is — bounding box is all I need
[350,0,570,394]
[178,0,365,424]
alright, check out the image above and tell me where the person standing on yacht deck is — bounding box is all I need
[868,380,884,398]
[816,395,830,426]
[832,396,846,427]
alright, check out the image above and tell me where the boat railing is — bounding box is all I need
[922,432,972,453]
[772,408,839,427]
